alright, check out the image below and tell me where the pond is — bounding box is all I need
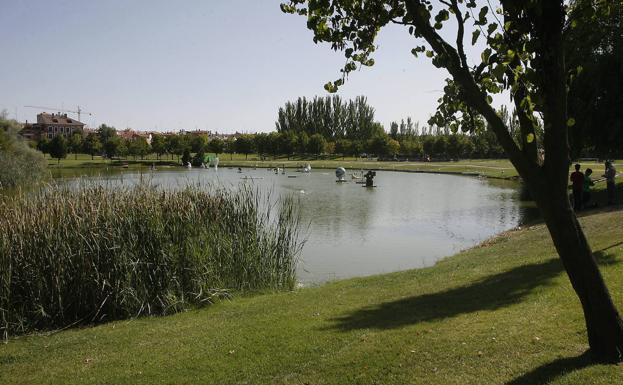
[60,166,538,284]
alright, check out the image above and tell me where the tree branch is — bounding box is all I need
[511,80,539,164]
[450,0,469,69]
[404,0,531,177]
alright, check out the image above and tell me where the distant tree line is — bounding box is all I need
[275,95,383,140]
[29,98,545,163]
[33,117,513,164]
[272,95,513,160]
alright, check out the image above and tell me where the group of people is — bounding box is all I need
[570,161,617,210]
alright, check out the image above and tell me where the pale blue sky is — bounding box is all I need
[1,0,475,133]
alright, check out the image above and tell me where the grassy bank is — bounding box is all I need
[0,184,302,337]
[46,154,520,178]
[46,154,623,181]
[1,209,622,384]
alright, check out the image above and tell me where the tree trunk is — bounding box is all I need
[532,181,623,361]
[404,0,623,362]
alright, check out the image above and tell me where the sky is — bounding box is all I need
[0,0,484,133]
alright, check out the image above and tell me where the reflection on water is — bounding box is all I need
[61,167,540,284]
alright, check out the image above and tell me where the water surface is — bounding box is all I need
[63,167,537,284]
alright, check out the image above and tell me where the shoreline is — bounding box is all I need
[47,157,522,180]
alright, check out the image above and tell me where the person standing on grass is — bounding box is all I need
[570,163,584,210]
[603,161,617,205]
[583,168,595,208]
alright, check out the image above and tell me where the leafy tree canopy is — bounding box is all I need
[567,0,623,158]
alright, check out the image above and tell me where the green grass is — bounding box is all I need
[2,209,623,384]
[47,153,623,181]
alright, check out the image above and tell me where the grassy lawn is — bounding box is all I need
[46,154,622,181]
[220,157,519,179]
[2,209,623,384]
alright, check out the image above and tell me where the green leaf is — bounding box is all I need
[492,64,505,82]
[426,51,434,58]
[526,133,535,143]
[481,48,492,63]
[472,30,480,45]
[478,6,489,24]
[324,82,337,93]
[567,118,576,127]
[487,23,497,35]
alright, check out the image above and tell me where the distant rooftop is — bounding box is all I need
[37,112,84,126]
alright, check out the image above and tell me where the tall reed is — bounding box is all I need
[0,182,303,338]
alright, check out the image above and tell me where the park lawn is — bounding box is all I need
[47,154,519,178]
[220,157,519,179]
[1,209,623,384]
[46,153,623,181]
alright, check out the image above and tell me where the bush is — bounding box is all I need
[0,183,303,337]
[0,119,48,188]
[192,151,205,167]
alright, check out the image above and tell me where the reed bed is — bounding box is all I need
[0,183,303,338]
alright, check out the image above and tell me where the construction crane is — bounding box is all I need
[24,105,92,122]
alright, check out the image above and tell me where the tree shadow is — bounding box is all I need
[505,352,594,385]
[329,249,619,332]
[328,258,563,331]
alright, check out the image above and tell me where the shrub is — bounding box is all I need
[0,183,303,337]
[0,119,48,188]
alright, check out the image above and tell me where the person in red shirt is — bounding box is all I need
[570,163,585,210]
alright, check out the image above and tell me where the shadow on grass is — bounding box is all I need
[329,247,619,332]
[328,258,564,331]
[505,352,594,385]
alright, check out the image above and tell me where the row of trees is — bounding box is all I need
[36,122,508,163]
[274,95,525,159]
[275,95,382,140]
[37,129,152,163]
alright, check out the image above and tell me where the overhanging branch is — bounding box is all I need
[404,0,531,176]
